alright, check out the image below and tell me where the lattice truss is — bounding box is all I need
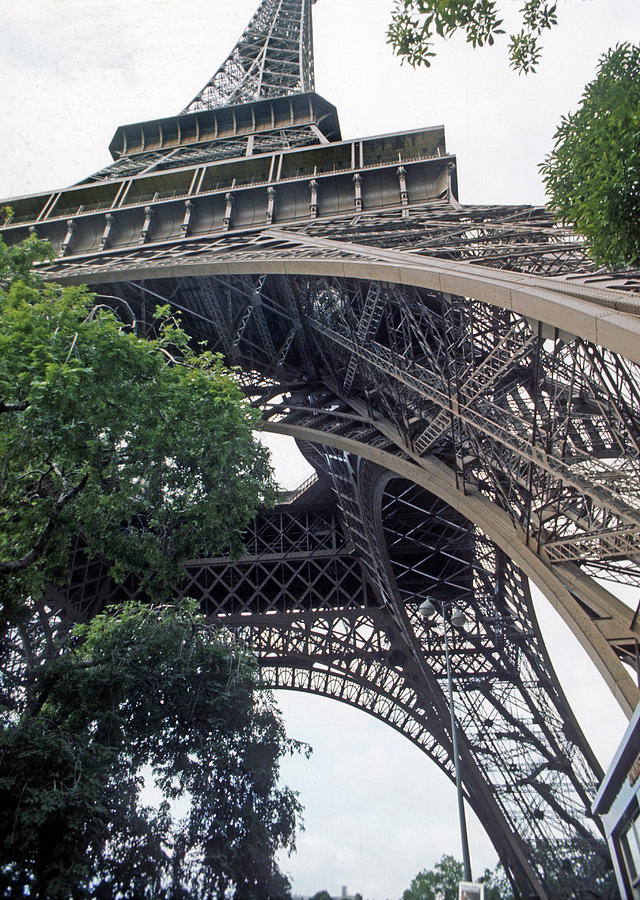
[181,0,314,113]
[295,203,640,287]
[307,282,640,586]
[84,125,322,184]
[287,452,601,875]
[63,262,640,894]
[47,462,601,893]
[46,202,640,294]
[379,480,599,846]
[102,268,640,596]
[6,0,638,891]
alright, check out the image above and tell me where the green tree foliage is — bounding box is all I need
[310,892,333,900]
[0,599,305,898]
[540,42,640,269]
[0,235,276,606]
[0,238,300,897]
[387,0,565,74]
[402,844,617,899]
[401,855,515,900]
[402,854,465,900]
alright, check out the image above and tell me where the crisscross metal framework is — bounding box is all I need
[41,254,640,897]
[181,0,315,113]
[2,0,640,894]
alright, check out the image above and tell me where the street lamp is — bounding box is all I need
[419,595,473,883]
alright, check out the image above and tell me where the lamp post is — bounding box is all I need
[419,596,473,883]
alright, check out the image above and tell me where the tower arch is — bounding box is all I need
[2,0,640,894]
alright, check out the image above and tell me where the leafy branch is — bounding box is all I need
[0,600,305,897]
[540,42,640,267]
[387,0,562,74]
[0,474,88,572]
[0,235,276,603]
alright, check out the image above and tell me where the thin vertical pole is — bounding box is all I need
[443,615,473,882]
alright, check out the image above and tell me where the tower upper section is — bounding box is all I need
[0,0,454,251]
[182,0,316,114]
[73,0,333,184]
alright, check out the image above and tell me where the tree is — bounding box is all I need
[386,0,567,75]
[402,846,617,899]
[0,234,276,608]
[540,42,640,269]
[402,855,464,900]
[0,237,300,896]
[310,892,333,900]
[0,599,305,898]
[402,856,516,900]
[478,865,515,900]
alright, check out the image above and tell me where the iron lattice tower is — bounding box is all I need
[181,0,315,112]
[3,1,640,896]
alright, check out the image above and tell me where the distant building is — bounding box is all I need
[593,702,640,899]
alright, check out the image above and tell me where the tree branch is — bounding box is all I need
[0,399,28,414]
[0,474,89,572]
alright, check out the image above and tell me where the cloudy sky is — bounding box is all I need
[1,0,639,897]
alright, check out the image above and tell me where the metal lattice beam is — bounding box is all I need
[47,466,606,896]
[38,252,640,898]
[2,0,639,893]
[181,0,315,113]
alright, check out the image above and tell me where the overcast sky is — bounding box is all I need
[1,1,639,897]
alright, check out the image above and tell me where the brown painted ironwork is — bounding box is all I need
[2,0,640,895]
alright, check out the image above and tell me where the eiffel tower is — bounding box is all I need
[3,1,640,896]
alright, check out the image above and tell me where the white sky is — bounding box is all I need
[1,1,639,897]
